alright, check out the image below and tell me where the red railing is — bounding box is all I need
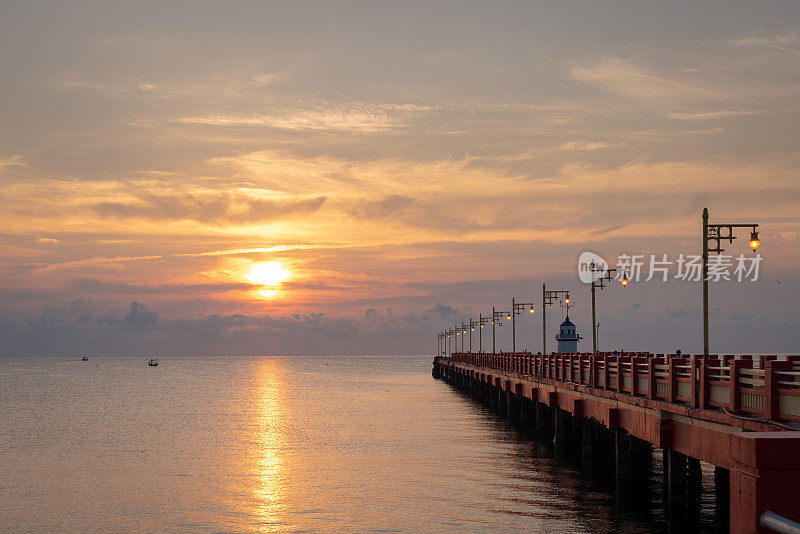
[446,351,800,424]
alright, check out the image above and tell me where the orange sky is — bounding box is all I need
[1,2,799,355]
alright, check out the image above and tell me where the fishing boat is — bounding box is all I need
[147,358,159,366]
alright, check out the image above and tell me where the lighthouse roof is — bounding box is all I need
[560,315,575,328]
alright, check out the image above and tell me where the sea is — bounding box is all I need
[0,356,725,533]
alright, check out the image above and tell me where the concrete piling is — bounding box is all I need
[665,449,688,502]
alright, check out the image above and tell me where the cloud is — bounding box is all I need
[728,34,798,48]
[0,155,26,168]
[667,110,764,120]
[66,278,255,295]
[348,194,415,219]
[429,302,460,318]
[570,56,722,102]
[36,237,60,244]
[727,33,800,57]
[0,300,448,356]
[554,141,623,152]
[90,192,326,224]
[667,308,690,319]
[250,72,288,86]
[178,103,434,133]
[125,301,159,329]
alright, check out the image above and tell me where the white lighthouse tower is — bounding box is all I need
[556,315,582,353]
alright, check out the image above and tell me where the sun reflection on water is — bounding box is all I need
[250,359,287,527]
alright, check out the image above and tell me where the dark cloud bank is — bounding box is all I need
[0,299,462,357]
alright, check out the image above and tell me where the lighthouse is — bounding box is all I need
[556,315,581,353]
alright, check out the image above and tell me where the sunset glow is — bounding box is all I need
[246,262,292,298]
[1,2,799,356]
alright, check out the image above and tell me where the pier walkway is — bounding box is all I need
[434,351,800,533]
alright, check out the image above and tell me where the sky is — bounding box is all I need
[1,1,799,356]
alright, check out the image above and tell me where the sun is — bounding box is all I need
[245,261,291,297]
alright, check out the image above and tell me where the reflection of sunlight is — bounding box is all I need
[251,359,286,526]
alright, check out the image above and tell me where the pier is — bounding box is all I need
[433,351,800,533]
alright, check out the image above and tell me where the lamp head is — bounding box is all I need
[564,297,570,304]
[621,273,629,287]
[506,314,511,320]
[529,307,535,314]
[749,230,760,251]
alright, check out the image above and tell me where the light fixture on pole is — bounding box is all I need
[511,297,535,353]
[478,314,490,353]
[542,284,570,355]
[589,261,627,357]
[468,319,479,353]
[491,306,510,354]
[702,207,761,356]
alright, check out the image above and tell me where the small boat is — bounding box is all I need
[148,358,159,367]
[81,356,88,361]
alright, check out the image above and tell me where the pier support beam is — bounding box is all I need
[520,398,536,437]
[665,449,688,502]
[729,432,800,533]
[688,457,702,497]
[535,401,554,442]
[715,466,729,529]
[553,407,573,457]
[504,390,519,425]
[595,425,614,478]
[488,385,498,412]
[570,415,583,462]
[581,418,595,470]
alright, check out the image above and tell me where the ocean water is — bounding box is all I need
[0,356,723,533]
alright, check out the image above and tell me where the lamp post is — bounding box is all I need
[542,284,570,355]
[589,261,628,356]
[468,319,479,353]
[478,314,490,352]
[511,297,535,353]
[492,306,511,353]
[461,323,467,353]
[702,207,760,356]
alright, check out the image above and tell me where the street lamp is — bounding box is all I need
[491,306,511,353]
[478,314,490,353]
[702,207,761,356]
[511,297,535,353]
[542,284,570,355]
[446,329,452,356]
[468,319,479,352]
[589,261,627,356]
